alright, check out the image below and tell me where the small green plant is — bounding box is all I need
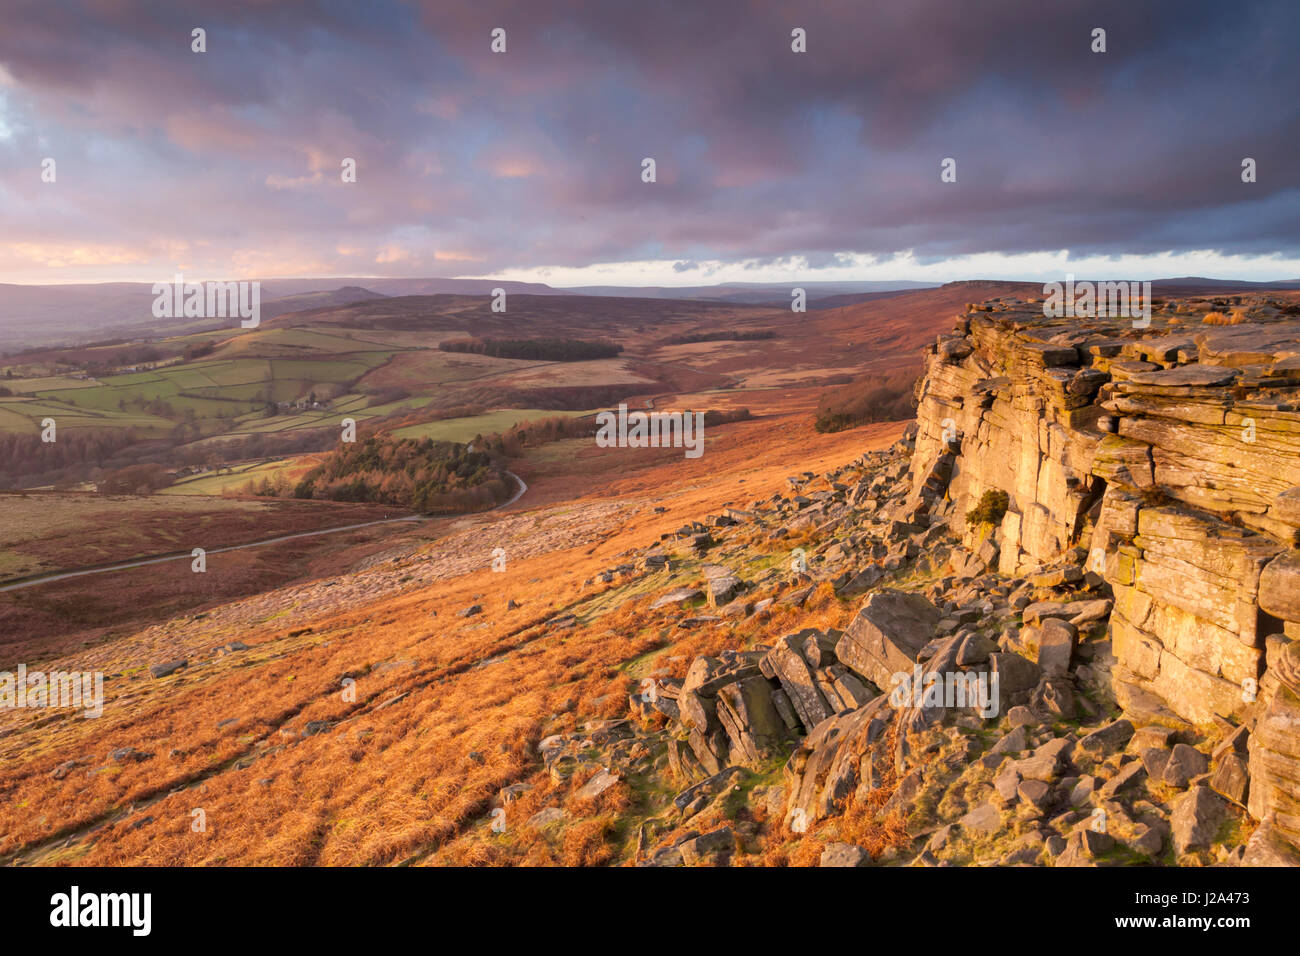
[965,489,1009,527]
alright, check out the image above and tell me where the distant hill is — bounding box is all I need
[560,280,937,305]
[1148,276,1300,295]
[270,292,791,339]
[805,289,921,310]
[805,281,1042,368]
[0,278,569,353]
[259,286,387,321]
[5,274,1299,354]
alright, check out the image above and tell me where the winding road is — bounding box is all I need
[0,471,528,594]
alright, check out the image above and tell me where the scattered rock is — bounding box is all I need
[1162,744,1209,789]
[819,842,870,867]
[149,659,187,679]
[575,769,621,801]
[527,807,570,829]
[1170,786,1228,854]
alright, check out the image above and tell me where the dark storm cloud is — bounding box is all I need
[0,0,1296,280]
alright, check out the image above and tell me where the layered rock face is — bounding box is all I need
[543,292,1300,867]
[909,295,1300,851]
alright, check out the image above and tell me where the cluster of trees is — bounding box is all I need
[3,339,166,375]
[702,407,753,427]
[662,330,776,345]
[0,430,145,489]
[473,414,600,458]
[290,435,513,513]
[86,345,164,374]
[365,386,411,406]
[813,367,919,433]
[0,422,342,490]
[182,340,218,361]
[97,463,172,495]
[439,337,623,361]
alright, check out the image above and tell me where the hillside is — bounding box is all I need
[7,286,1300,866]
[0,285,993,490]
[0,279,942,353]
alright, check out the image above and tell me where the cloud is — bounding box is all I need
[0,0,1295,284]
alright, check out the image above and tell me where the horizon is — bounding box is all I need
[4,268,1300,291]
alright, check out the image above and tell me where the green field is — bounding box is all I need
[2,309,655,497]
[4,375,100,393]
[392,408,595,442]
[0,396,173,435]
[3,336,404,437]
[216,326,400,357]
[159,457,312,496]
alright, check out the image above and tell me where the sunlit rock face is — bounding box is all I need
[907,295,1300,850]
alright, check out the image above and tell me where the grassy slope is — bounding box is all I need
[0,409,903,865]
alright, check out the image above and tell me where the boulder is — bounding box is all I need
[1055,828,1114,866]
[821,665,877,712]
[835,589,942,689]
[1170,785,1228,854]
[819,842,871,867]
[527,807,570,829]
[673,767,744,818]
[715,677,789,763]
[1210,753,1249,805]
[1260,552,1300,622]
[1077,719,1135,756]
[959,801,1003,836]
[651,587,704,610]
[1035,618,1078,676]
[990,652,1041,711]
[1017,779,1052,810]
[764,632,833,732]
[784,696,891,826]
[149,659,188,679]
[1162,743,1209,788]
[575,769,621,801]
[707,573,745,608]
[1241,817,1300,866]
[1140,747,1172,779]
[678,826,735,866]
[1099,759,1146,798]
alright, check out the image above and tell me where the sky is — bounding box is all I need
[0,0,1297,286]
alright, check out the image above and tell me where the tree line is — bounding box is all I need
[288,435,513,513]
[0,425,340,490]
[814,367,920,433]
[661,330,776,345]
[438,337,623,361]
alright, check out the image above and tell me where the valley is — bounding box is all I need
[6,282,1300,868]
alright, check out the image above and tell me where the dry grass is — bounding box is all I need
[1202,310,1249,325]
[0,411,903,865]
[746,722,910,867]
